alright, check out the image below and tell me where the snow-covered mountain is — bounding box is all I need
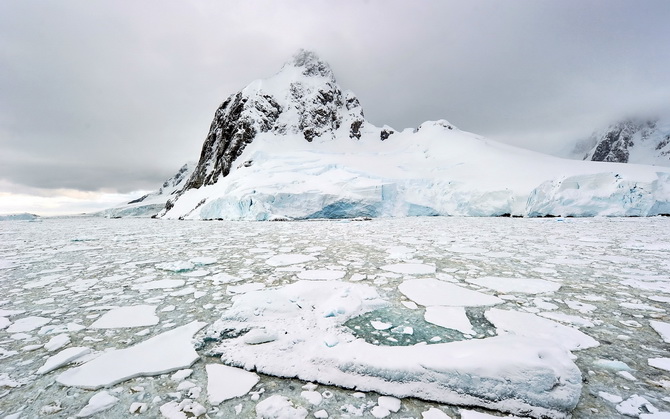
[160,51,670,220]
[570,118,670,166]
[98,162,195,218]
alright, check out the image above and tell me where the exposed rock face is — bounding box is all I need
[578,118,670,166]
[177,50,370,197]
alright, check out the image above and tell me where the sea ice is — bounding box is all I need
[538,312,595,328]
[465,277,560,294]
[399,279,503,307]
[650,320,670,343]
[76,390,119,417]
[206,364,259,404]
[422,407,452,418]
[44,333,71,351]
[89,305,158,328]
[485,308,598,351]
[266,254,316,266]
[132,279,185,291]
[206,281,581,418]
[256,395,308,419]
[424,306,475,335]
[57,321,206,389]
[37,347,92,374]
[155,261,194,272]
[380,263,436,275]
[6,316,51,333]
[649,358,670,372]
[297,269,346,280]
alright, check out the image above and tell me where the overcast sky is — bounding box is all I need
[2,0,670,215]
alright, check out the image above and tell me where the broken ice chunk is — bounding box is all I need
[6,316,51,333]
[90,305,158,329]
[381,263,435,275]
[255,395,308,418]
[37,347,91,374]
[57,321,206,389]
[243,328,278,345]
[465,277,560,294]
[424,306,475,335]
[206,364,259,404]
[400,279,502,307]
[650,320,670,343]
[76,391,119,417]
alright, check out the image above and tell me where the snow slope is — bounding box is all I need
[97,162,194,218]
[160,51,670,220]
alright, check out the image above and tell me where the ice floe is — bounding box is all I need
[57,321,206,389]
[485,308,599,351]
[424,306,475,335]
[465,276,560,294]
[89,305,158,328]
[205,281,582,418]
[206,364,259,404]
[399,279,503,307]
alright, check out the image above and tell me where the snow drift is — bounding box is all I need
[158,51,670,220]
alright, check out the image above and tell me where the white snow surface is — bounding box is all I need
[158,55,670,222]
[57,321,206,389]
[205,280,582,418]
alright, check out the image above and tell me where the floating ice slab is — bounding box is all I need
[650,320,670,343]
[380,263,436,275]
[132,279,185,291]
[76,390,119,417]
[155,261,194,272]
[266,254,316,266]
[465,277,560,294]
[422,408,452,418]
[44,333,71,351]
[424,306,475,335]
[399,279,503,307]
[461,409,523,418]
[649,358,670,372]
[205,281,581,419]
[297,269,346,280]
[206,364,259,404]
[486,309,599,351]
[89,305,158,329]
[57,321,206,389]
[256,395,308,419]
[37,346,91,374]
[6,316,51,333]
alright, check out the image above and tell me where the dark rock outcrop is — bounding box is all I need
[170,50,375,206]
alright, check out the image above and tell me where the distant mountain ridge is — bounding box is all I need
[96,162,195,218]
[571,118,670,166]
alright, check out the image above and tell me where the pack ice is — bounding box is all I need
[203,280,582,418]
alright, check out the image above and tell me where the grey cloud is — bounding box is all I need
[1,0,669,194]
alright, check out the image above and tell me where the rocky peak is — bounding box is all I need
[174,50,372,196]
[579,117,670,166]
[287,49,335,79]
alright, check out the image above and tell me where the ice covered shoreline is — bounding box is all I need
[1,217,669,418]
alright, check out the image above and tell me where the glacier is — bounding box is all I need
[155,51,670,220]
